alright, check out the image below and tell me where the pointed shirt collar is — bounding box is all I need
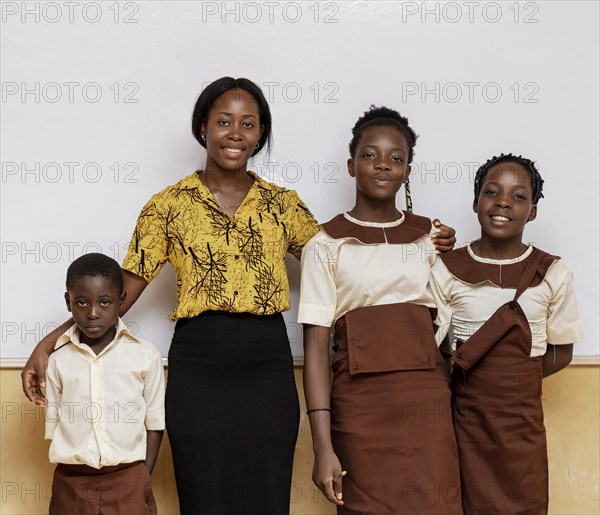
[55,317,139,357]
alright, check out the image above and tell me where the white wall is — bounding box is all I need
[2,1,598,358]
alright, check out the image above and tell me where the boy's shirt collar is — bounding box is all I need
[55,317,140,358]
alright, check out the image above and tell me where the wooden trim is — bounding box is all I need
[2,355,599,369]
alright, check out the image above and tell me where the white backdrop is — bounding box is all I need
[2,1,598,359]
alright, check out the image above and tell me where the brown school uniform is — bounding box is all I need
[437,246,581,515]
[299,212,463,515]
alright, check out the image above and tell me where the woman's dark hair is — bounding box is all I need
[66,253,124,294]
[191,77,272,156]
[474,153,544,204]
[349,105,418,163]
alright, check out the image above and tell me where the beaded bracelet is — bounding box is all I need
[306,408,332,415]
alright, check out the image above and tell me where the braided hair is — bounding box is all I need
[474,153,544,204]
[348,105,418,163]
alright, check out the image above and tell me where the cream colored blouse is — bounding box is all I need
[430,244,584,357]
[298,212,443,344]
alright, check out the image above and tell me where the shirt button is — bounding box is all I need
[234,291,238,296]
[235,255,239,260]
[456,352,463,360]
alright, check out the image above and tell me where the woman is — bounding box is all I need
[22,78,457,514]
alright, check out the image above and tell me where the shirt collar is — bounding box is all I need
[184,169,275,197]
[467,242,534,265]
[343,211,405,228]
[247,170,275,190]
[55,317,140,352]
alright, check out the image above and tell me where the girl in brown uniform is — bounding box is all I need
[299,106,462,515]
[431,154,584,514]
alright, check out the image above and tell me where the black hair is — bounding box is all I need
[348,105,418,163]
[66,253,124,294]
[474,153,544,204]
[191,77,272,156]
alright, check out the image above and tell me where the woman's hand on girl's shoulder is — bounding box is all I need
[431,219,456,253]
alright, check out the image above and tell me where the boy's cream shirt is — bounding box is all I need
[45,317,165,468]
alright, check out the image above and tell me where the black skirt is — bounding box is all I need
[165,311,300,515]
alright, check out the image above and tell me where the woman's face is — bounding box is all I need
[202,88,264,173]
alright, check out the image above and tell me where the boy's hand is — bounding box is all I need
[431,219,456,253]
[22,352,49,405]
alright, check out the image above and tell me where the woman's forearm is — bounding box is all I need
[120,269,149,316]
[22,317,73,402]
[38,319,74,354]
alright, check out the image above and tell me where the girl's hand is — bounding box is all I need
[21,349,49,405]
[431,219,456,253]
[312,450,345,506]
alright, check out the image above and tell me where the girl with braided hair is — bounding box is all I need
[431,154,584,514]
[299,106,462,514]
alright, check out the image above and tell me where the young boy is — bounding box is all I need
[44,253,165,515]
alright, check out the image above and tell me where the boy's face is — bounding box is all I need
[65,275,124,347]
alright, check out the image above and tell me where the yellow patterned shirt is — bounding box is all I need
[122,171,319,320]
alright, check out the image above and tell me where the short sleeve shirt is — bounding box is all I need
[298,212,443,344]
[45,318,165,468]
[122,171,319,320]
[430,244,584,356]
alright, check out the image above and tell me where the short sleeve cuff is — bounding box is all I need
[122,256,159,284]
[44,402,61,439]
[145,409,166,431]
[547,322,585,345]
[45,422,57,440]
[297,304,335,327]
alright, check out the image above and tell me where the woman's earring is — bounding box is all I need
[255,142,260,150]
[404,177,413,213]
[201,134,206,142]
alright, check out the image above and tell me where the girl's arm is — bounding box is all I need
[542,343,573,378]
[303,324,344,507]
[21,270,148,404]
[542,262,583,378]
